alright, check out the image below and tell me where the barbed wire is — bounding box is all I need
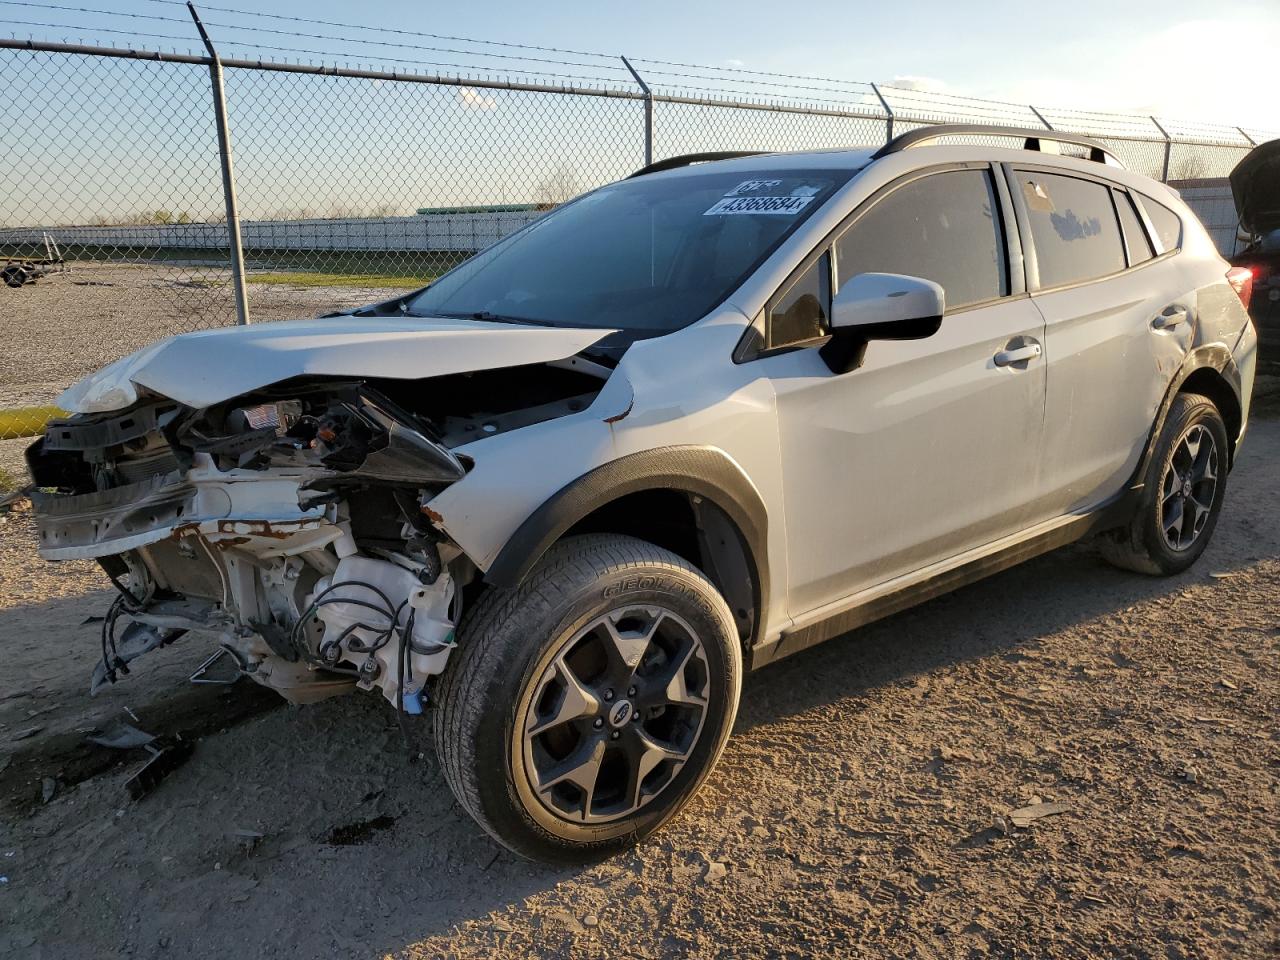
[0,0,1274,141]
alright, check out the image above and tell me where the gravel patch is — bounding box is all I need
[0,263,404,410]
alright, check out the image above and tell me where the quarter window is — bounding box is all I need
[1135,194,1182,254]
[1021,172,1126,287]
[833,169,1008,311]
[1113,189,1155,265]
[768,252,829,349]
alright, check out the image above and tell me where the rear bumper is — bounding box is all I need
[1233,317,1259,457]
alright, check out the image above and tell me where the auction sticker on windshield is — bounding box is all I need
[704,195,816,216]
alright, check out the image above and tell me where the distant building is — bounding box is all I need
[415,204,542,215]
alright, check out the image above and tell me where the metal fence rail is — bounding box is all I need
[0,32,1274,447]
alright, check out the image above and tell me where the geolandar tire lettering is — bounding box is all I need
[433,534,742,864]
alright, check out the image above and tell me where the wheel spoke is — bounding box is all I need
[622,727,689,810]
[528,660,600,736]
[537,736,607,817]
[1191,440,1217,484]
[1163,496,1185,545]
[601,608,662,675]
[660,642,707,708]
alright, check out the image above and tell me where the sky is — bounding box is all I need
[2,0,1277,225]
[6,0,1278,132]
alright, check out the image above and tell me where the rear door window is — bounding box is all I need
[833,169,1008,311]
[1113,189,1155,265]
[1019,172,1126,288]
[1134,194,1183,254]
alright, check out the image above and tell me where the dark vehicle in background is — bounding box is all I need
[1231,139,1280,362]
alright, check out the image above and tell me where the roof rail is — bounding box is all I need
[871,124,1122,168]
[628,150,767,178]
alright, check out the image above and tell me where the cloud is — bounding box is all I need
[723,58,745,68]
[882,75,951,94]
[457,87,498,111]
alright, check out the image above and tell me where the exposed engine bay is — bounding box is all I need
[26,360,609,708]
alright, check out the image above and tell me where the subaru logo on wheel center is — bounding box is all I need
[608,700,633,727]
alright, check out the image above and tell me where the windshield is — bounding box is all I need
[406,168,853,336]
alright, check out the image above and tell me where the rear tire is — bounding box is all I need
[433,534,742,863]
[2,266,27,288]
[1100,392,1228,576]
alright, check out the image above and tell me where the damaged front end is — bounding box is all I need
[27,360,606,708]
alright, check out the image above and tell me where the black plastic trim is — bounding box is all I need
[628,151,768,178]
[484,445,771,644]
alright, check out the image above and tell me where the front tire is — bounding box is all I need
[1100,392,1229,575]
[434,534,742,863]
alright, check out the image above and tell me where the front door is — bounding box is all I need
[761,166,1048,618]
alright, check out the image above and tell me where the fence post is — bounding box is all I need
[187,2,249,325]
[1150,116,1172,183]
[870,83,893,143]
[621,57,653,166]
[1029,105,1053,130]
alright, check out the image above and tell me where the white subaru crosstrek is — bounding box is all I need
[28,125,1257,862]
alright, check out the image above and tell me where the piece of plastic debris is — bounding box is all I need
[1219,678,1238,690]
[704,861,728,882]
[0,876,8,884]
[88,722,157,750]
[1006,801,1071,828]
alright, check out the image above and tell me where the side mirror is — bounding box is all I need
[821,272,945,374]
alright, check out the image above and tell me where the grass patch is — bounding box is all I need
[247,271,433,289]
[0,467,14,493]
[0,406,63,440]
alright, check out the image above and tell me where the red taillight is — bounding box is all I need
[1226,266,1253,309]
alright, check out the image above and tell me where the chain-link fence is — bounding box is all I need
[0,34,1276,453]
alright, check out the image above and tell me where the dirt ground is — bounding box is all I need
[0,262,403,486]
[0,405,1276,958]
[1,269,1277,957]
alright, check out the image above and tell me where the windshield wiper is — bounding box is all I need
[437,310,559,327]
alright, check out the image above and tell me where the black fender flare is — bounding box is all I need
[484,445,770,640]
[1132,343,1242,488]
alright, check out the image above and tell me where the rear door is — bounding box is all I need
[1010,166,1192,518]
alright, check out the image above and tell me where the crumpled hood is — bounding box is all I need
[59,315,615,413]
[1231,138,1280,237]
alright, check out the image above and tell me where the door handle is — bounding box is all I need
[993,342,1042,367]
[1152,307,1188,331]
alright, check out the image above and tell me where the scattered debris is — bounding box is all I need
[704,860,728,883]
[125,736,195,800]
[1177,764,1201,785]
[10,726,44,742]
[1006,801,1071,829]
[41,777,57,803]
[1218,678,1238,690]
[88,722,157,751]
[582,914,600,928]
[1193,716,1235,725]
[1208,571,1241,580]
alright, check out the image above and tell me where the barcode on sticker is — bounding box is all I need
[704,195,815,216]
